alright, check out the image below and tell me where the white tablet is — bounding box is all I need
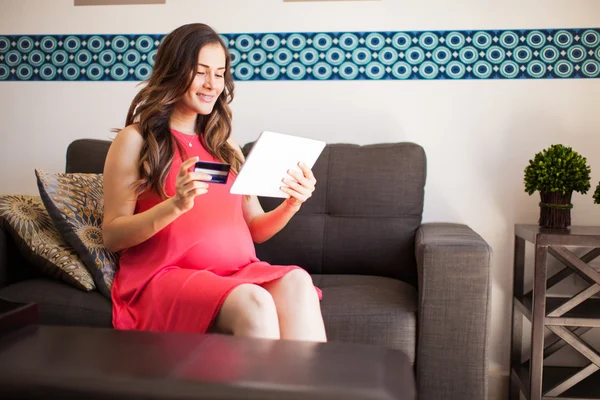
[230,131,326,198]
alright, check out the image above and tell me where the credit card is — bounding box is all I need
[194,161,231,184]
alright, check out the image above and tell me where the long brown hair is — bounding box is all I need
[125,23,242,199]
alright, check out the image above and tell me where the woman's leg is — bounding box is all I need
[262,269,327,342]
[212,283,280,339]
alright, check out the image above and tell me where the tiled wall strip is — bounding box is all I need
[1,28,599,81]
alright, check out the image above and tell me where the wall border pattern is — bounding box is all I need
[1,28,599,81]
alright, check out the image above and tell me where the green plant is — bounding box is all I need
[594,182,600,204]
[524,144,591,196]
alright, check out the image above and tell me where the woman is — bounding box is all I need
[102,23,326,342]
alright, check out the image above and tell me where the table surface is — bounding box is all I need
[515,224,600,246]
[0,325,415,400]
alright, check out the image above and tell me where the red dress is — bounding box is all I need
[111,131,322,333]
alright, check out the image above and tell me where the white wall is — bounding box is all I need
[2,0,600,394]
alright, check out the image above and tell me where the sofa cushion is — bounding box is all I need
[0,195,95,291]
[35,170,118,299]
[0,278,111,327]
[314,274,417,363]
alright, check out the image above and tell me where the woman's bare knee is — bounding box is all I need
[214,284,279,339]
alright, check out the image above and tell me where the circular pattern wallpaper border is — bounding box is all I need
[0,28,599,81]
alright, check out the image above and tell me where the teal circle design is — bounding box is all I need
[5,50,21,67]
[261,34,280,52]
[219,34,229,46]
[391,61,412,79]
[74,50,92,67]
[39,64,57,80]
[86,63,104,80]
[486,46,505,64]
[582,30,599,48]
[567,45,586,63]
[0,64,9,80]
[110,63,129,80]
[392,32,412,50]
[123,49,141,67]
[40,36,58,53]
[499,31,519,49]
[260,62,280,80]
[147,49,157,66]
[365,33,385,51]
[365,62,385,80]
[0,37,10,53]
[472,32,492,49]
[234,62,254,80]
[51,50,69,67]
[312,62,332,80]
[286,62,306,80]
[473,61,493,79]
[236,34,255,52]
[325,47,345,66]
[553,30,573,48]
[286,34,306,52]
[312,33,333,51]
[63,63,80,81]
[339,33,359,51]
[87,35,105,52]
[446,61,466,79]
[405,47,425,65]
[527,60,546,78]
[499,60,520,79]
[582,60,600,78]
[554,60,573,78]
[419,32,439,50]
[352,48,372,65]
[379,47,398,66]
[458,46,478,64]
[98,49,116,67]
[445,32,465,50]
[134,63,152,81]
[273,48,293,66]
[229,48,241,67]
[63,36,81,53]
[513,46,533,63]
[419,61,439,79]
[339,61,359,79]
[526,31,546,49]
[299,48,319,66]
[596,47,600,61]
[17,36,34,53]
[111,35,130,52]
[540,45,559,63]
[135,35,154,53]
[432,47,451,65]
[16,64,33,80]
[28,50,45,67]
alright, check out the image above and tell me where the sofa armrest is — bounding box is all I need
[0,223,11,289]
[414,223,492,400]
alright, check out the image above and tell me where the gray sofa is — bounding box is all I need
[0,139,491,400]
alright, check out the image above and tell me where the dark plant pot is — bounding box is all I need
[539,191,573,229]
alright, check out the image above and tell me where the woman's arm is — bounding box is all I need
[102,126,210,252]
[229,138,316,244]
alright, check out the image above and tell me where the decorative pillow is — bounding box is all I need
[35,170,118,299]
[0,194,95,291]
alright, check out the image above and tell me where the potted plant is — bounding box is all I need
[593,182,600,205]
[524,144,591,229]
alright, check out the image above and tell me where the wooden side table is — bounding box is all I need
[511,224,600,400]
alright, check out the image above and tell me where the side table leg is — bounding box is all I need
[529,245,548,400]
[510,236,526,400]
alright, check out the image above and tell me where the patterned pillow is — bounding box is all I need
[0,194,95,291]
[35,170,118,299]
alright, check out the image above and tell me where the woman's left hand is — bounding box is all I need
[280,162,317,209]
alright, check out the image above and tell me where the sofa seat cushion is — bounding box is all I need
[313,274,417,363]
[0,278,111,327]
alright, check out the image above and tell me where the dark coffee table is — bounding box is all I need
[0,325,415,400]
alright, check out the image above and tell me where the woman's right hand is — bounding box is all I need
[172,157,212,213]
